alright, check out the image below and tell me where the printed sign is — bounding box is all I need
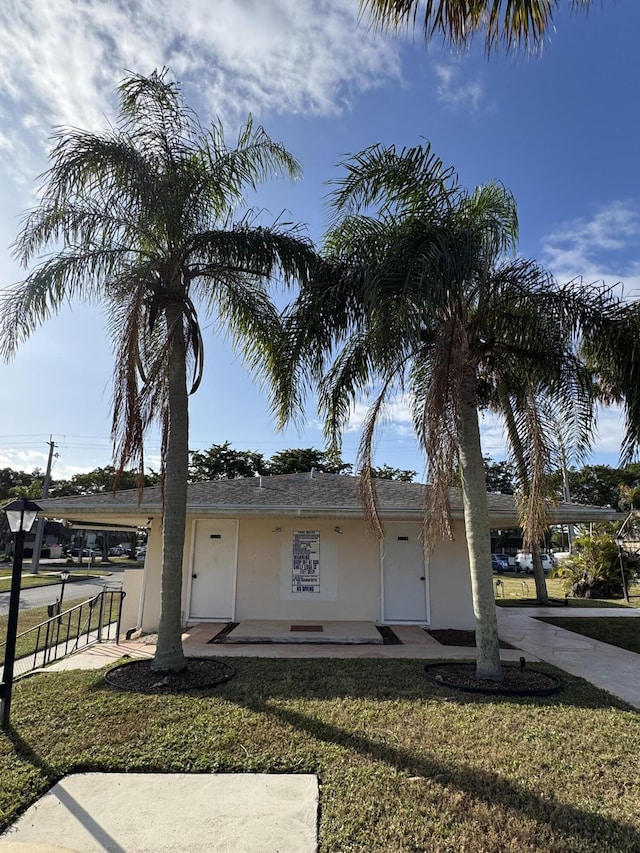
[292,530,320,593]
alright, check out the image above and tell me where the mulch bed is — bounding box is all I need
[377,625,403,644]
[496,597,570,608]
[104,658,236,693]
[208,622,239,643]
[425,662,562,696]
[426,629,515,649]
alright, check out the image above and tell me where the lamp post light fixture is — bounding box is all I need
[1,498,41,728]
[59,569,71,612]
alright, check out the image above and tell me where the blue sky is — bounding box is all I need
[0,0,638,480]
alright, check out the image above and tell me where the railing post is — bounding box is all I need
[115,591,126,644]
[97,590,105,643]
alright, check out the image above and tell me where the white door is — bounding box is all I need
[382,524,428,622]
[188,519,237,620]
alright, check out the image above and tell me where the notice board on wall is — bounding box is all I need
[292,530,320,593]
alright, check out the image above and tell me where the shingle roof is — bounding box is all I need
[38,471,618,523]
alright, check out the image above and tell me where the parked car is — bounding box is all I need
[135,545,147,559]
[515,552,555,574]
[68,547,90,557]
[108,545,124,557]
[491,553,511,572]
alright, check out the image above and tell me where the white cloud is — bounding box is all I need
[0,448,50,472]
[434,62,484,111]
[0,0,400,171]
[541,202,640,297]
[345,394,413,433]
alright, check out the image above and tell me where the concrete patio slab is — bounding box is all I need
[0,773,318,853]
[225,619,383,644]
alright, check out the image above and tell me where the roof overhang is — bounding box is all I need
[39,502,620,528]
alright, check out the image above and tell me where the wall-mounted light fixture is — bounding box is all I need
[272,526,282,533]
[334,526,343,534]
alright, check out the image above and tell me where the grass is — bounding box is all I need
[494,573,640,608]
[0,594,120,661]
[1,658,639,851]
[537,616,640,654]
[0,569,110,593]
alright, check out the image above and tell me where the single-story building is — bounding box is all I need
[39,471,619,635]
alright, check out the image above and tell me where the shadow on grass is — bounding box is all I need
[213,656,631,711]
[229,687,640,850]
[5,659,639,849]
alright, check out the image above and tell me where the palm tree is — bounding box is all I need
[491,376,596,603]
[361,0,595,53]
[0,70,316,673]
[280,142,617,680]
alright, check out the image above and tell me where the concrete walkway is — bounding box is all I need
[0,773,318,853]
[497,606,640,709]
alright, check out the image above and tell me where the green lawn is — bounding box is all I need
[537,616,640,654]
[494,573,640,608]
[1,658,639,851]
[0,569,110,593]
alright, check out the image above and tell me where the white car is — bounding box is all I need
[515,552,555,574]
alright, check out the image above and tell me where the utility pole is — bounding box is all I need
[30,437,57,574]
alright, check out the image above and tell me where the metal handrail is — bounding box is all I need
[0,587,125,680]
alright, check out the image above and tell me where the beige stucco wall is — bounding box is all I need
[234,518,381,621]
[427,520,475,630]
[138,518,167,634]
[132,513,476,632]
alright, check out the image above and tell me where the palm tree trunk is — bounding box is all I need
[456,377,503,681]
[529,542,549,602]
[152,303,189,672]
[498,384,550,604]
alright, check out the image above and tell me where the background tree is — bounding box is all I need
[1,70,315,673]
[51,465,160,496]
[548,464,640,510]
[368,464,416,482]
[265,447,352,475]
[189,442,265,481]
[0,468,44,501]
[483,458,516,494]
[362,0,595,53]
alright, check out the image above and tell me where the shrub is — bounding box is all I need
[552,534,639,598]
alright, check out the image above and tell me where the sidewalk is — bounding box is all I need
[497,606,640,709]
[0,773,318,853]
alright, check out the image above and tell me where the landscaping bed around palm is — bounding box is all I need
[2,658,639,852]
[424,662,562,696]
[105,657,236,693]
[426,628,515,648]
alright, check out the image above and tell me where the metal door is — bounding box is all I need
[382,524,428,622]
[188,519,237,620]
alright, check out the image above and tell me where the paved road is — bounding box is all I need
[0,568,124,616]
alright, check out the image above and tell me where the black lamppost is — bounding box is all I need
[59,569,71,611]
[614,533,630,604]
[1,498,41,728]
